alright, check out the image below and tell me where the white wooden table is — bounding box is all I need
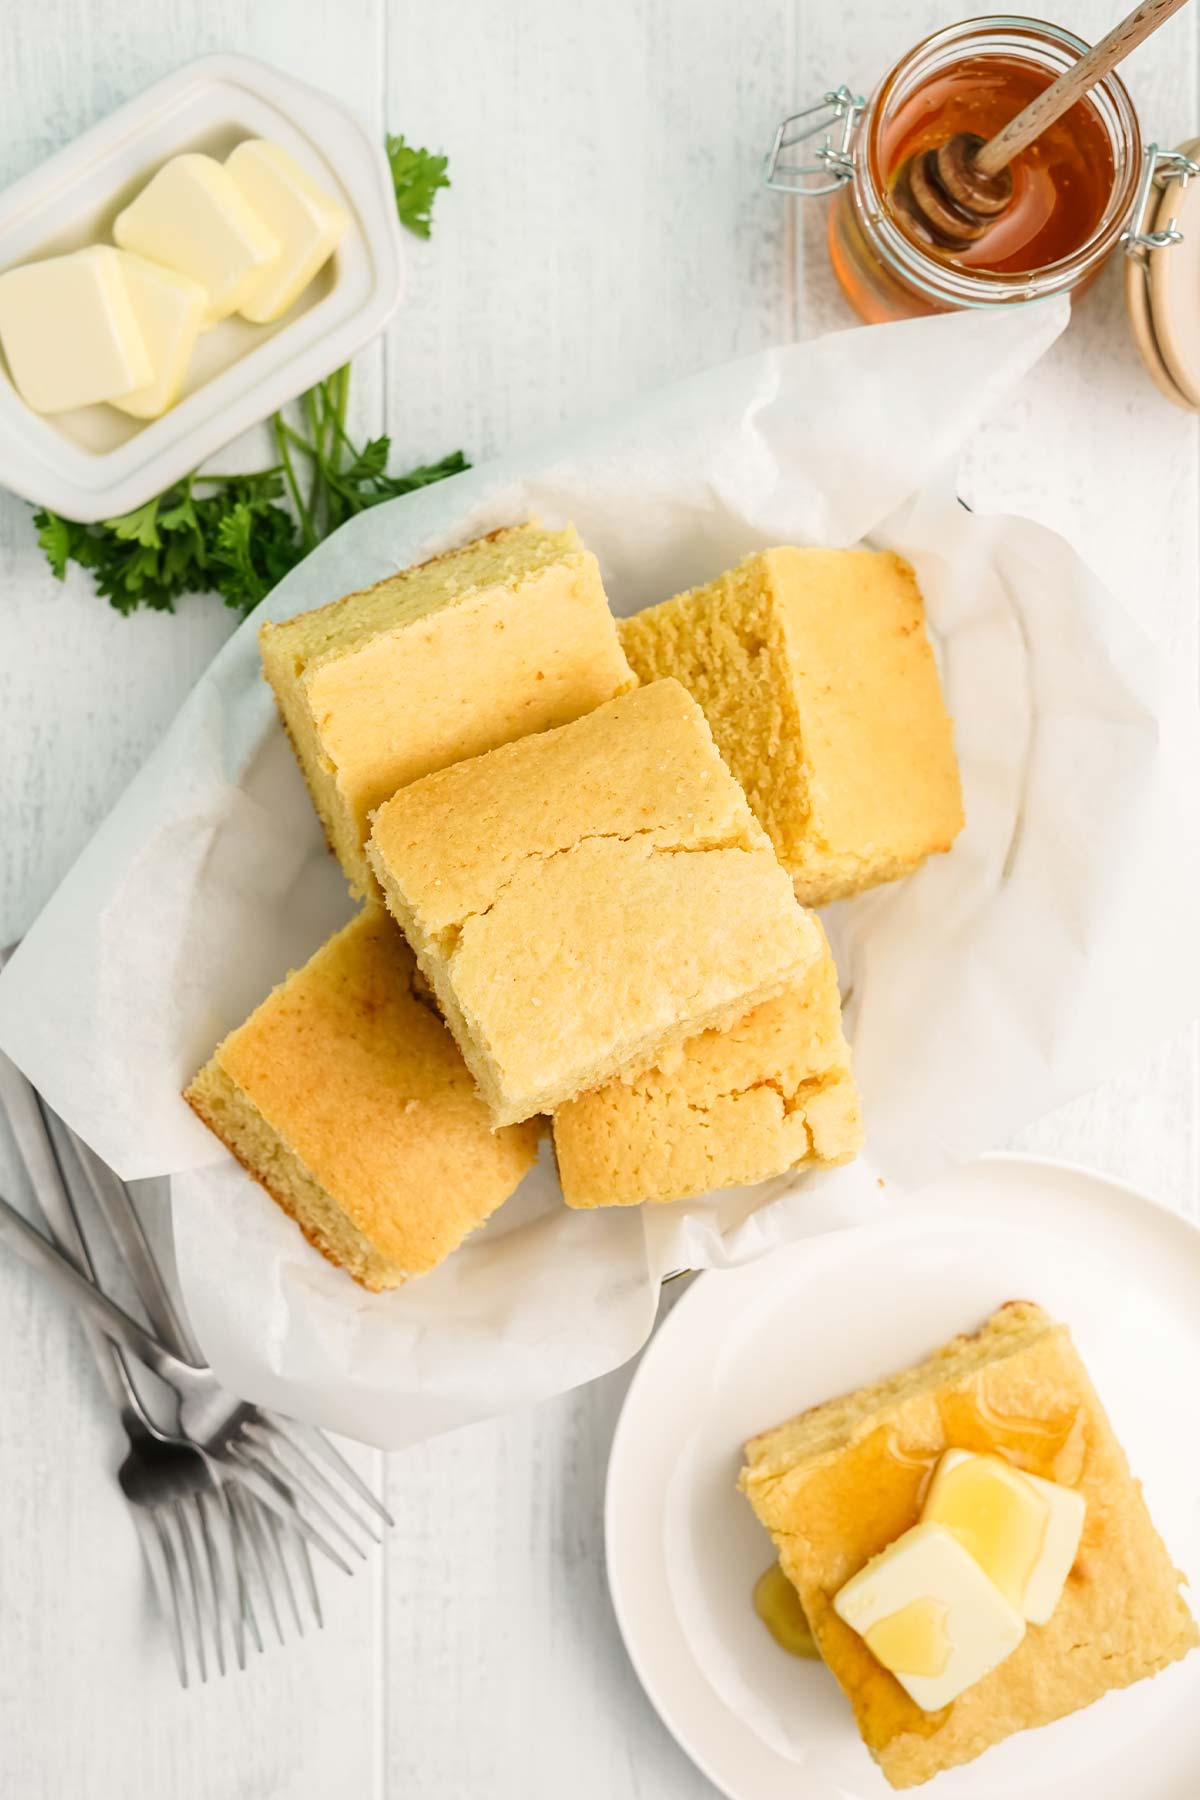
[0,4,1196,1795]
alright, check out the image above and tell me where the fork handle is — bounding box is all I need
[0,1050,134,1415]
[0,1191,201,1386]
[70,1135,200,1361]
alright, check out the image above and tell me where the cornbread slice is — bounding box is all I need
[739,1302,1197,1789]
[260,522,635,896]
[368,679,822,1127]
[184,909,538,1291]
[619,548,964,905]
[553,918,861,1206]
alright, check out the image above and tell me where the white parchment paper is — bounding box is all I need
[3,298,1198,1447]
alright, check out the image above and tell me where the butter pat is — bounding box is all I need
[226,140,349,323]
[834,1520,1025,1711]
[108,252,206,419]
[0,246,151,413]
[923,1449,1086,1626]
[114,153,278,324]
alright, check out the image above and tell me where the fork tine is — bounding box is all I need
[237,1486,285,1647]
[294,1530,322,1630]
[206,1486,246,1672]
[152,1510,191,1688]
[228,1487,265,1657]
[191,1498,226,1679]
[265,1414,394,1527]
[195,1488,236,1677]
[224,1445,360,1570]
[265,1511,305,1638]
[244,1420,381,1544]
[173,1500,209,1683]
[136,1509,188,1688]
[239,1437,370,1555]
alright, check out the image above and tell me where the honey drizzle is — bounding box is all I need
[749,1377,1087,1679]
[937,1377,1087,1487]
[753,1561,821,1659]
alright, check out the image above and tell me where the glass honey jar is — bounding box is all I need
[766,15,1195,324]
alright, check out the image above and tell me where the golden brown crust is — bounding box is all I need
[269,690,344,868]
[184,1087,398,1292]
[184,909,538,1287]
[257,522,526,648]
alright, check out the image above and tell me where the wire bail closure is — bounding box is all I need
[763,86,866,197]
[1123,145,1199,258]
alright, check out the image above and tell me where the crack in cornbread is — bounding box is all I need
[185,908,539,1290]
[619,547,965,905]
[368,679,822,1126]
[259,521,634,897]
[553,917,862,1206]
[739,1301,1197,1788]
[426,824,757,960]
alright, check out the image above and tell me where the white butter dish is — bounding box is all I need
[0,54,404,521]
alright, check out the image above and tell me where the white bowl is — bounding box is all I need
[0,53,404,521]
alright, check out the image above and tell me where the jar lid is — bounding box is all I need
[1124,250,1194,411]
[1134,140,1200,412]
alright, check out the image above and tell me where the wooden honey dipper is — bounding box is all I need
[900,0,1192,246]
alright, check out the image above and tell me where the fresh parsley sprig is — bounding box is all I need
[32,137,461,616]
[386,134,451,238]
[36,470,304,616]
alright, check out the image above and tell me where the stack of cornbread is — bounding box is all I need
[186,521,964,1290]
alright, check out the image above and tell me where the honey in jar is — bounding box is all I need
[880,55,1116,276]
[817,17,1145,323]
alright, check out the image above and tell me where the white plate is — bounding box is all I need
[0,54,404,520]
[605,1155,1200,1799]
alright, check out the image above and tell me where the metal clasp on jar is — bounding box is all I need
[1123,145,1200,258]
[763,86,866,197]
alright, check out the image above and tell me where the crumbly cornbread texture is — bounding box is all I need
[184,909,538,1291]
[552,918,861,1206]
[619,548,965,905]
[739,1301,1197,1789]
[259,522,635,896]
[368,679,822,1127]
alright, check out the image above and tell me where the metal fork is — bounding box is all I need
[43,1111,321,1651]
[0,1073,239,1687]
[0,934,391,1569]
[0,1049,383,1571]
[57,1106,393,1566]
[0,1126,341,1674]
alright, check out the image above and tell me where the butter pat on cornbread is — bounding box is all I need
[833,1520,1026,1713]
[368,679,823,1127]
[923,1448,1086,1626]
[553,918,861,1206]
[619,548,964,905]
[739,1301,1197,1788]
[184,909,538,1292]
[260,522,635,896]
